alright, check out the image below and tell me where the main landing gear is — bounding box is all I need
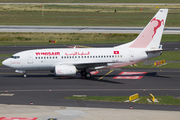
[81,70,91,79]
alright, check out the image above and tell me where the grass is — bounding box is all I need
[0,33,180,46]
[0,54,12,57]
[0,32,138,45]
[0,0,180,3]
[0,4,180,26]
[150,51,180,61]
[65,95,180,105]
[65,96,129,102]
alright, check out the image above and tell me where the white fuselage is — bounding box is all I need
[2,47,160,71]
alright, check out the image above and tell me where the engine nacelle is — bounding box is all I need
[54,65,77,76]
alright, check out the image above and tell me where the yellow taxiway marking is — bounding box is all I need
[99,70,113,80]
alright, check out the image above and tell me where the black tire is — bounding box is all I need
[23,74,27,78]
[85,73,91,79]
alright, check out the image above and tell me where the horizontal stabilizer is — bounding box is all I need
[146,48,176,53]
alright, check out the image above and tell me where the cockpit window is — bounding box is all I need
[11,56,20,59]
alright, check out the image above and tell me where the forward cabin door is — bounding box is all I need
[27,53,33,64]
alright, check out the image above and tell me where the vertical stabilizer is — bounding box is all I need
[129,9,168,49]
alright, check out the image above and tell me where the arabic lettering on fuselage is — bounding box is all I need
[65,52,90,56]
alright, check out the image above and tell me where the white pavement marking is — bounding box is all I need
[73,95,87,97]
[113,72,147,79]
[0,94,14,96]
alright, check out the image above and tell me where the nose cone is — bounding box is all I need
[2,59,9,67]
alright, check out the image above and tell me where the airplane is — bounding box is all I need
[2,9,168,78]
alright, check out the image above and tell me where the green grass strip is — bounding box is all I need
[0,33,180,46]
[0,54,12,57]
[65,95,180,105]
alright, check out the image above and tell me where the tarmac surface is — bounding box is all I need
[0,67,180,110]
[0,26,180,34]
[0,43,180,119]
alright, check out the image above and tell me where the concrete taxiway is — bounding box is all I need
[0,26,180,34]
[0,104,180,120]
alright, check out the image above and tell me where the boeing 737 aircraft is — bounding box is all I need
[2,9,168,78]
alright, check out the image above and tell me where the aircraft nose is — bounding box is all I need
[2,59,8,67]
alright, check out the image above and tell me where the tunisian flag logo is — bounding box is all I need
[114,51,119,54]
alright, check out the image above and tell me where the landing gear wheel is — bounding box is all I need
[23,74,27,78]
[81,70,86,76]
[85,73,91,79]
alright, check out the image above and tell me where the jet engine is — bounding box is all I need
[54,65,77,76]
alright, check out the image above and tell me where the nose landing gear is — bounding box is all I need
[23,73,27,78]
[15,70,27,78]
